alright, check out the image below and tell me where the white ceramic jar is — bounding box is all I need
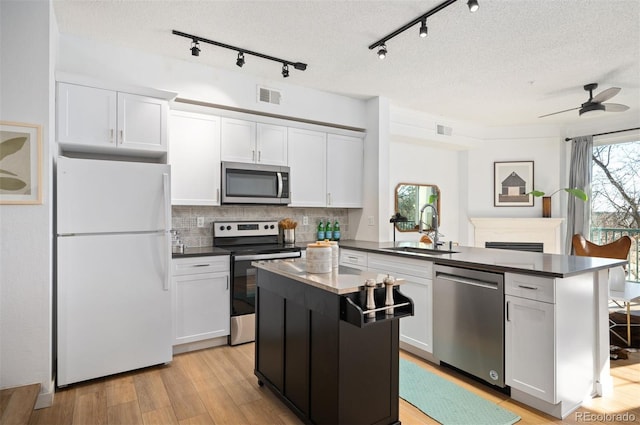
[306,243,332,273]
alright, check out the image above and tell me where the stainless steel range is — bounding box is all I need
[213,220,301,346]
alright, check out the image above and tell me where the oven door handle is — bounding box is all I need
[234,251,301,262]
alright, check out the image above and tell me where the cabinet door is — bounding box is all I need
[57,82,116,147]
[287,128,326,207]
[505,295,556,403]
[398,277,433,353]
[117,92,168,152]
[257,123,288,165]
[169,111,221,205]
[326,134,363,208]
[221,117,256,163]
[173,272,230,345]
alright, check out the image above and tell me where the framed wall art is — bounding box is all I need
[0,121,42,204]
[494,161,534,207]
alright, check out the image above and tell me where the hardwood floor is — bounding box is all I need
[28,344,639,425]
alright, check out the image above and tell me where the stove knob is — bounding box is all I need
[226,225,232,231]
[219,226,225,231]
[270,224,275,229]
[264,224,269,229]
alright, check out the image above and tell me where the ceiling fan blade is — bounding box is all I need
[603,103,629,112]
[592,87,621,103]
[538,107,579,118]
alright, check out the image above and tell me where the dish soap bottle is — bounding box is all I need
[317,220,325,241]
[333,220,341,241]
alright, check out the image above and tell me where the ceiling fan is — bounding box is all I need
[539,83,630,118]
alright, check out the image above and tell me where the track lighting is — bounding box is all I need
[236,52,245,68]
[369,0,478,58]
[173,30,308,77]
[419,19,428,38]
[190,40,200,57]
[377,44,387,59]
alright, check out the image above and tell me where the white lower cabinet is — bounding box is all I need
[339,248,368,271]
[367,253,433,355]
[504,272,595,419]
[172,256,230,346]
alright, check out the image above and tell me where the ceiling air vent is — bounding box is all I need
[258,86,282,105]
[436,124,452,136]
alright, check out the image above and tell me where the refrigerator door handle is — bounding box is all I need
[163,173,171,291]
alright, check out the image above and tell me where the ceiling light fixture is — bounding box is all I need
[173,30,307,76]
[369,0,478,57]
[419,19,428,38]
[190,39,200,57]
[377,44,388,59]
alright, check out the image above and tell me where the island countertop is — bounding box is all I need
[336,240,627,278]
[252,258,404,295]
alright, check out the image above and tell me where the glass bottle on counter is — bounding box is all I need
[325,221,333,240]
[333,220,341,241]
[317,220,325,241]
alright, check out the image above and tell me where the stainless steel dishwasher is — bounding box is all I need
[433,264,505,388]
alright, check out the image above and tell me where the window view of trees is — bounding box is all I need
[591,140,640,281]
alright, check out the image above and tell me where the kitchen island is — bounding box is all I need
[336,240,627,419]
[253,259,413,425]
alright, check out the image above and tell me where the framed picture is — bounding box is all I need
[494,161,534,207]
[0,121,42,204]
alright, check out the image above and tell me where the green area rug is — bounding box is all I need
[399,359,521,425]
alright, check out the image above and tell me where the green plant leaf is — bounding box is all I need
[0,137,27,161]
[0,176,26,191]
[527,190,546,197]
[428,193,438,204]
[564,188,588,201]
[0,168,18,176]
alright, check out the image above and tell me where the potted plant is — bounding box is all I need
[527,188,588,217]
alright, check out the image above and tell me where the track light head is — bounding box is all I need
[190,39,200,56]
[236,52,245,67]
[377,44,387,59]
[419,19,428,38]
[467,0,479,12]
[282,63,289,78]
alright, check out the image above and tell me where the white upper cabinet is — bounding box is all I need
[220,118,287,165]
[287,128,326,207]
[326,134,363,208]
[57,82,168,156]
[169,111,221,206]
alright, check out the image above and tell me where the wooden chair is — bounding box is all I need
[572,234,639,347]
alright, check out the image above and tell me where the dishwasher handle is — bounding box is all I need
[436,272,499,290]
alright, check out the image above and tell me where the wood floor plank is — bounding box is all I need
[159,365,207,421]
[177,412,214,425]
[105,380,137,407]
[72,388,107,425]
[1,384,40,425]
[198,384,250,425]
[106,400,143,425]
[142,406,180,425]
[133,370,172,414]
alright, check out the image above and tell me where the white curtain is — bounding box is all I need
[565,135,593,254]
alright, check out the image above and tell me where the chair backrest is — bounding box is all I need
[572,234,631,260]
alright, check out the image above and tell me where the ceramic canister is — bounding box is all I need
[306,242,332,273]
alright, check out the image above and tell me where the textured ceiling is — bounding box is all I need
[52,0,640,128]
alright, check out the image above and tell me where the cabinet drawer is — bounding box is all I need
[172,256,230,276]
[339,249,367,270]
[368,253,432,279]
[505,273,555,303]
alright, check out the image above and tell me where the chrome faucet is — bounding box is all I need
[419,203,439,248]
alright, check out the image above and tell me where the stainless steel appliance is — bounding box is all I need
[433,264,506,388]
[213,220,301,345]
[221,161,290,204]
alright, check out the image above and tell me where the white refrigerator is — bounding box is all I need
[56,156,172,386]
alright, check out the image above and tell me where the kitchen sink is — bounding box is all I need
[380,246,458,255]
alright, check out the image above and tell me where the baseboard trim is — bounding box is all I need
[34,379,55,409]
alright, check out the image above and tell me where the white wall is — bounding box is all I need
[56,34,367,130]
[0,0,55,406]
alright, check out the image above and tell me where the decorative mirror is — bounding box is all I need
[393,183,440,232]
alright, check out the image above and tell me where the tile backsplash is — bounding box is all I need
[172,205,349,248]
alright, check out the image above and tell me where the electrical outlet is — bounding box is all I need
[368,216,375,226]
[302,216,309,225]
[197,217,205,228]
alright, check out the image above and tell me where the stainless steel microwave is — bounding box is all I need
[221,161,290,204]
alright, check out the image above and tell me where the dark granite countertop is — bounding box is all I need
[171,246,230,259]
[337,240,626,278]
